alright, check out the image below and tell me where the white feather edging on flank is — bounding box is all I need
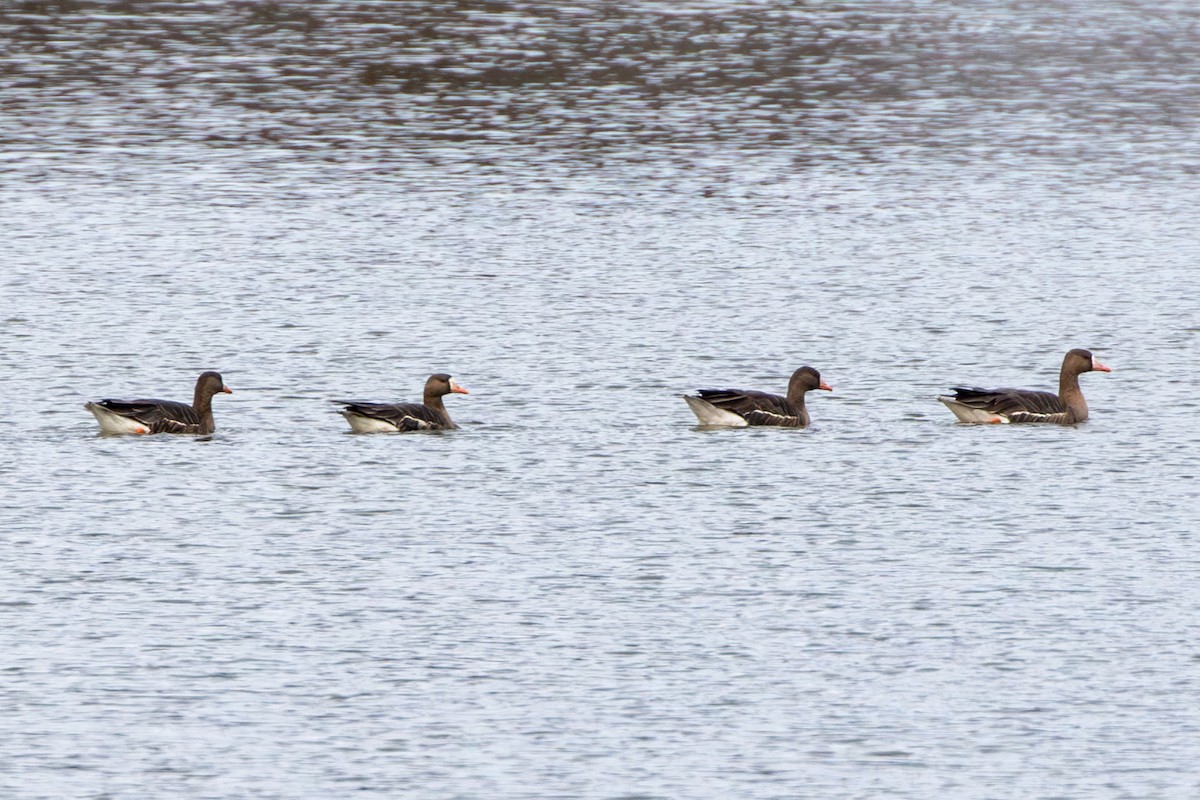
[684,396,749,427]
[745,408,799,425]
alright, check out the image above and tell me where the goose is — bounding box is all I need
[335,373,468,432]
[938,348,1111,424]
[85,371,232,435]
[684,366,831,427]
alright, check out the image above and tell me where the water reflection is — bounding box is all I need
[2,1,1197,182]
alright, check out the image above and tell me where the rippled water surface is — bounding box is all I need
[2,2,1199,798]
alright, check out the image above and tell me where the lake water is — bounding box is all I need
[2,2,1199,798]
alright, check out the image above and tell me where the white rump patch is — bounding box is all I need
[937,396,1009,424]
[85,403,151,435]
[341,412,400,433]
[684,396,748,427]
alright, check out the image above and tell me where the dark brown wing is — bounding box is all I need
[947,387,1069,424]
[694,389,803,427]
[93,398,203,434]
[335,401,453,431]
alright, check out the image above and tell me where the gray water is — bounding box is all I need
[2,2,1199,798]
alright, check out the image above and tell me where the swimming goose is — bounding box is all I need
[335,373,468,432]
[938,348,1111,424]
[684,366,832,427]
[85,371,233,435]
